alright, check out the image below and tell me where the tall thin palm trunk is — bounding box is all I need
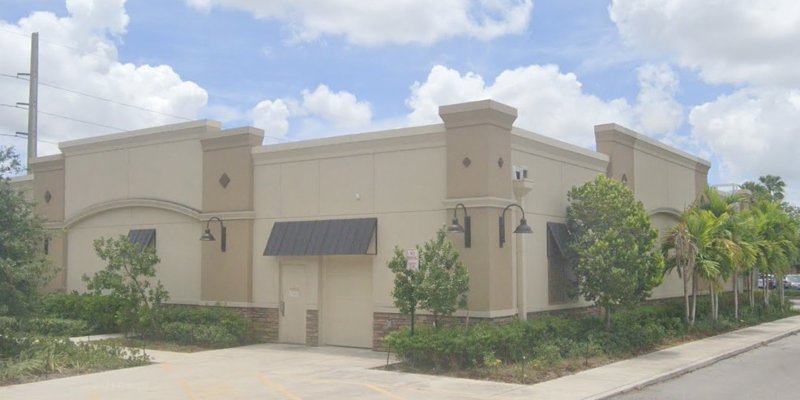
[691,276,697,325]
[733,273,739,320]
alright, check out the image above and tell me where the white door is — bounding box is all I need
[279,265,306,344]
[323,257,373,347]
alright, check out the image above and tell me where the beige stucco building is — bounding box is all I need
[16,99,709,349]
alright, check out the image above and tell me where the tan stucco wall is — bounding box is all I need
[66,207,202,303]
[252,127,448,312]
[63,141,202,217]
[511,130,609,314]
[61,123,215,219]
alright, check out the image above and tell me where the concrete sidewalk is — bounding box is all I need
[510,314,800,399]
[3,314,800,399]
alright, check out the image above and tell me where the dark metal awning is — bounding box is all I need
[264,218,377,256]
[546,222,570,257]
[128,229,156,253]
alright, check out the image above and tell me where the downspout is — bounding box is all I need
[513,179,534,321]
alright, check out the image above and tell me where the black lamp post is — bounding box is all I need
[446,202,471,248]
[200,216,227,252]
[499,203,533,247]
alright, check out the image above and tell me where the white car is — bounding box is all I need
[784,274,800,290]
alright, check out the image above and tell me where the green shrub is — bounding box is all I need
[0,335,149,384]
[157,306,252,340]
[21,318,91,337]
[41,293,127,333]
[151,307,254,347]
[1,316,90,337]
[0,316,19,335]
[161,322,238,348]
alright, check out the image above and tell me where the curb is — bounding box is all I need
[588,319,800,400]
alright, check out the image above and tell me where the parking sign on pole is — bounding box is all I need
[406,249,419,271]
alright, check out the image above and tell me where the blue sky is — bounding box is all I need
[1,0,799,202]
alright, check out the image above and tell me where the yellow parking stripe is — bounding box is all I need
[257,372,303,400]
[178,380,200,400]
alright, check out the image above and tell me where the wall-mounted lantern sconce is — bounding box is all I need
[499,203,533,247]
[446,202,471,248]
[200,216,227,252]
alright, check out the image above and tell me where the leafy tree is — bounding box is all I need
[567,175,664,330]
[387,228,469,334]
[0,147,54,316]
[387,247,424,335]
[82,236,169,335]
[417,228,469,328]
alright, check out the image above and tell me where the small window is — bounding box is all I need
[128,229,156,253]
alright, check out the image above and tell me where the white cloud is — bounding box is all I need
[249,84,372,141]
[406,64,682,147]
[250,99,290,139]
[0,0,207,160]
[610,0,800,202]
[690,88,800,188]
[610,0,800,86]
[301,85,371,129]
[635,63,683,135]
[185,0,533,46]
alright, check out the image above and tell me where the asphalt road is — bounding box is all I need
[614,331,800,400]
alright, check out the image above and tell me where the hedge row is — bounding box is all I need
[0,316,91,337]
[385,302,700,369]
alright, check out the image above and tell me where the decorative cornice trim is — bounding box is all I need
[60,121,219,156]
[201,128,264,151]
[29,154,65,173]
[252,125,445,165]
[443,197,517,209]
[64,198,202,228]
[648,207,683,218]
[595,123,711,171]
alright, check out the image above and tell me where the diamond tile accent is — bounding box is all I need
[462,157,471,167]
[219,173,231,188]
[44,190,52,203]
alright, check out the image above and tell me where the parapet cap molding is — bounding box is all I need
[202,126,265,151]
[59,120,222,155]
[439,99,518,130]
[28,154,65,173]
[594,123,711,171]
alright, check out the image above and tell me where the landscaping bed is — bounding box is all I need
[0,293,265,385]
[382,293,798,385]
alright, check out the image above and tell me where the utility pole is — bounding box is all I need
[17,32,38,171]
[27,32,39,170]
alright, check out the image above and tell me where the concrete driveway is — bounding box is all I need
[6,314,800,400]
[0,343,534,400]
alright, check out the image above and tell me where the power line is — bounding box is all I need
[0,132,57,145]
[2,103,125,132]
[38,110,125,132]
[1,73,194,121]
[0,27,82,52]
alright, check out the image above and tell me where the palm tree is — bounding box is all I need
[663,219,697,325]
[759,175,786,202]
[728,211,758,318]
[685,209,727,322]
[753,201,799,309]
